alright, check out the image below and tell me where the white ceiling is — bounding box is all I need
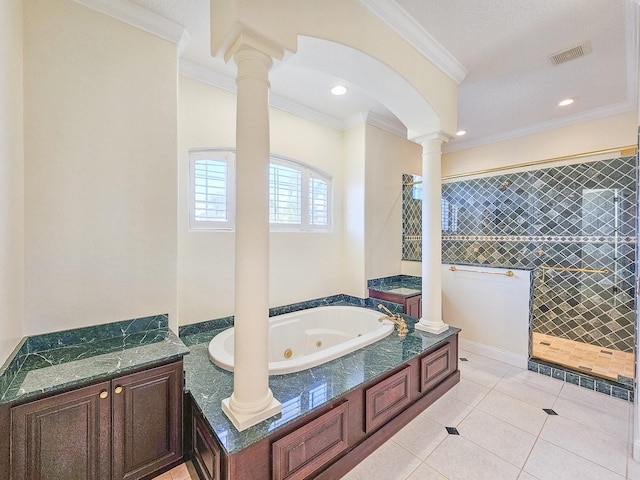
[128,0,638,151]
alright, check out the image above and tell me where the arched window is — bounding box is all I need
[189,150,331,231]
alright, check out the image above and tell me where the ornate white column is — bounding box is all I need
[221,42,281,431]
[414,132,450,334]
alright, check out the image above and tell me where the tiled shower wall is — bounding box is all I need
[402,156,637,352]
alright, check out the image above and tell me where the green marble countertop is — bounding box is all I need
[367,275,422,297]
[184,306,459,456]
[0,315,189,405]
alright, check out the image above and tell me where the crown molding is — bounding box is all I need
[179,59,237,92]
[365,112,407,138]
[443,100,636,153]
[179,59,345,130]
[269,95,345,130]
[72,0,189,51]
[358,0,467,84]
[179,60,411,137]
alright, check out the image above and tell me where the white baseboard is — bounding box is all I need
[458,338,528,369]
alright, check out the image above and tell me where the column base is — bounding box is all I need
[415,319,449,334]
[222,396,282,432]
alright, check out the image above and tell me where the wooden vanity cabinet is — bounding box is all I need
[368,289,422,318]
[10,360,183,480]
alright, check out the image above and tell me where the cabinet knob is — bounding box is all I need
[99,390,108,399]
[114,386,123,395]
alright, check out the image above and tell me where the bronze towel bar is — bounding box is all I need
[449,265,514,277]
[540,265,609,283]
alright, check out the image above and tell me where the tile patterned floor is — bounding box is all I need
[532,332,635,381]
[156,351,640,480]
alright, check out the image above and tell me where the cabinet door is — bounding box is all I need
[404,295,421,318]
[11,381,111,480]
[112,361,183,480]
[364,366,411,433]
[420,342,454,393]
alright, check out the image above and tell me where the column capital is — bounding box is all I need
[224,30,285,64]
[413,131,451,147]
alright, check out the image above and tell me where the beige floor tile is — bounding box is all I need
[476,390,548,436]
[551,395,629,441]
[458,409,537,468]
[392,411,448,460]
[493,375,560,409]
[425,435,520,480]
[341,440,421,480]
[151,473,173,480]
[517,472,541,480]
[559,383,631,420]
[445,377,491,407]
[539,415,627,475]
[406,463,448,480]
[459,364,506,389]
[523,439,624,480]
[423,393,473,427]
[502,367,564,395]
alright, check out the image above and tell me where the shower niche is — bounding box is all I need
[403,153,637,388]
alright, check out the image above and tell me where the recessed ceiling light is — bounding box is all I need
[456,130,467,136]
[331,85,348,96]
[558,98,574,107]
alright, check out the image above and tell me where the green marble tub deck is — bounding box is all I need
[0,314,189,405]
[183,307,460,456]
[367,274,422,297]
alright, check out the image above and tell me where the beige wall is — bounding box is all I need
[178,76,345,325]
[442,111,637,177]
[23,0,178,335]
[365,124,421,281]
[0,0,24,364]
[341,124,366,298]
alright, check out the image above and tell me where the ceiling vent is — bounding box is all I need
[548,42,592,65]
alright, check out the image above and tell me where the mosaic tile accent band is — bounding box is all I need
[403,156,637,353]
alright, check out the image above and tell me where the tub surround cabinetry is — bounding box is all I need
[183,303,459,480]
[0,314,189,480]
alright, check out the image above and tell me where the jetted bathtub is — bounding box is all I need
[208,305,395,375]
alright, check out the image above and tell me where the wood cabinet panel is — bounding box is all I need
[365,366,411,433]
[272,401,349,480]
[11,381,111,480]
[405,295,421,318]
[420,343,454,393]
[112,362,183,480]
[192,408,222,480]
[10,360,183,480]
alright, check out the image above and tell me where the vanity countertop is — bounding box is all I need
[367,275,422,297]
[182,298,460,456]
[0,314,189,405]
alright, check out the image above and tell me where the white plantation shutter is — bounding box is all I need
[269,162,302,225]
[189,150,235,230]
[188,150,331,231]
[309,174,329,227]
[270,156,332,231]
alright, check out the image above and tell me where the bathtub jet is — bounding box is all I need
[208,306,395,375]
